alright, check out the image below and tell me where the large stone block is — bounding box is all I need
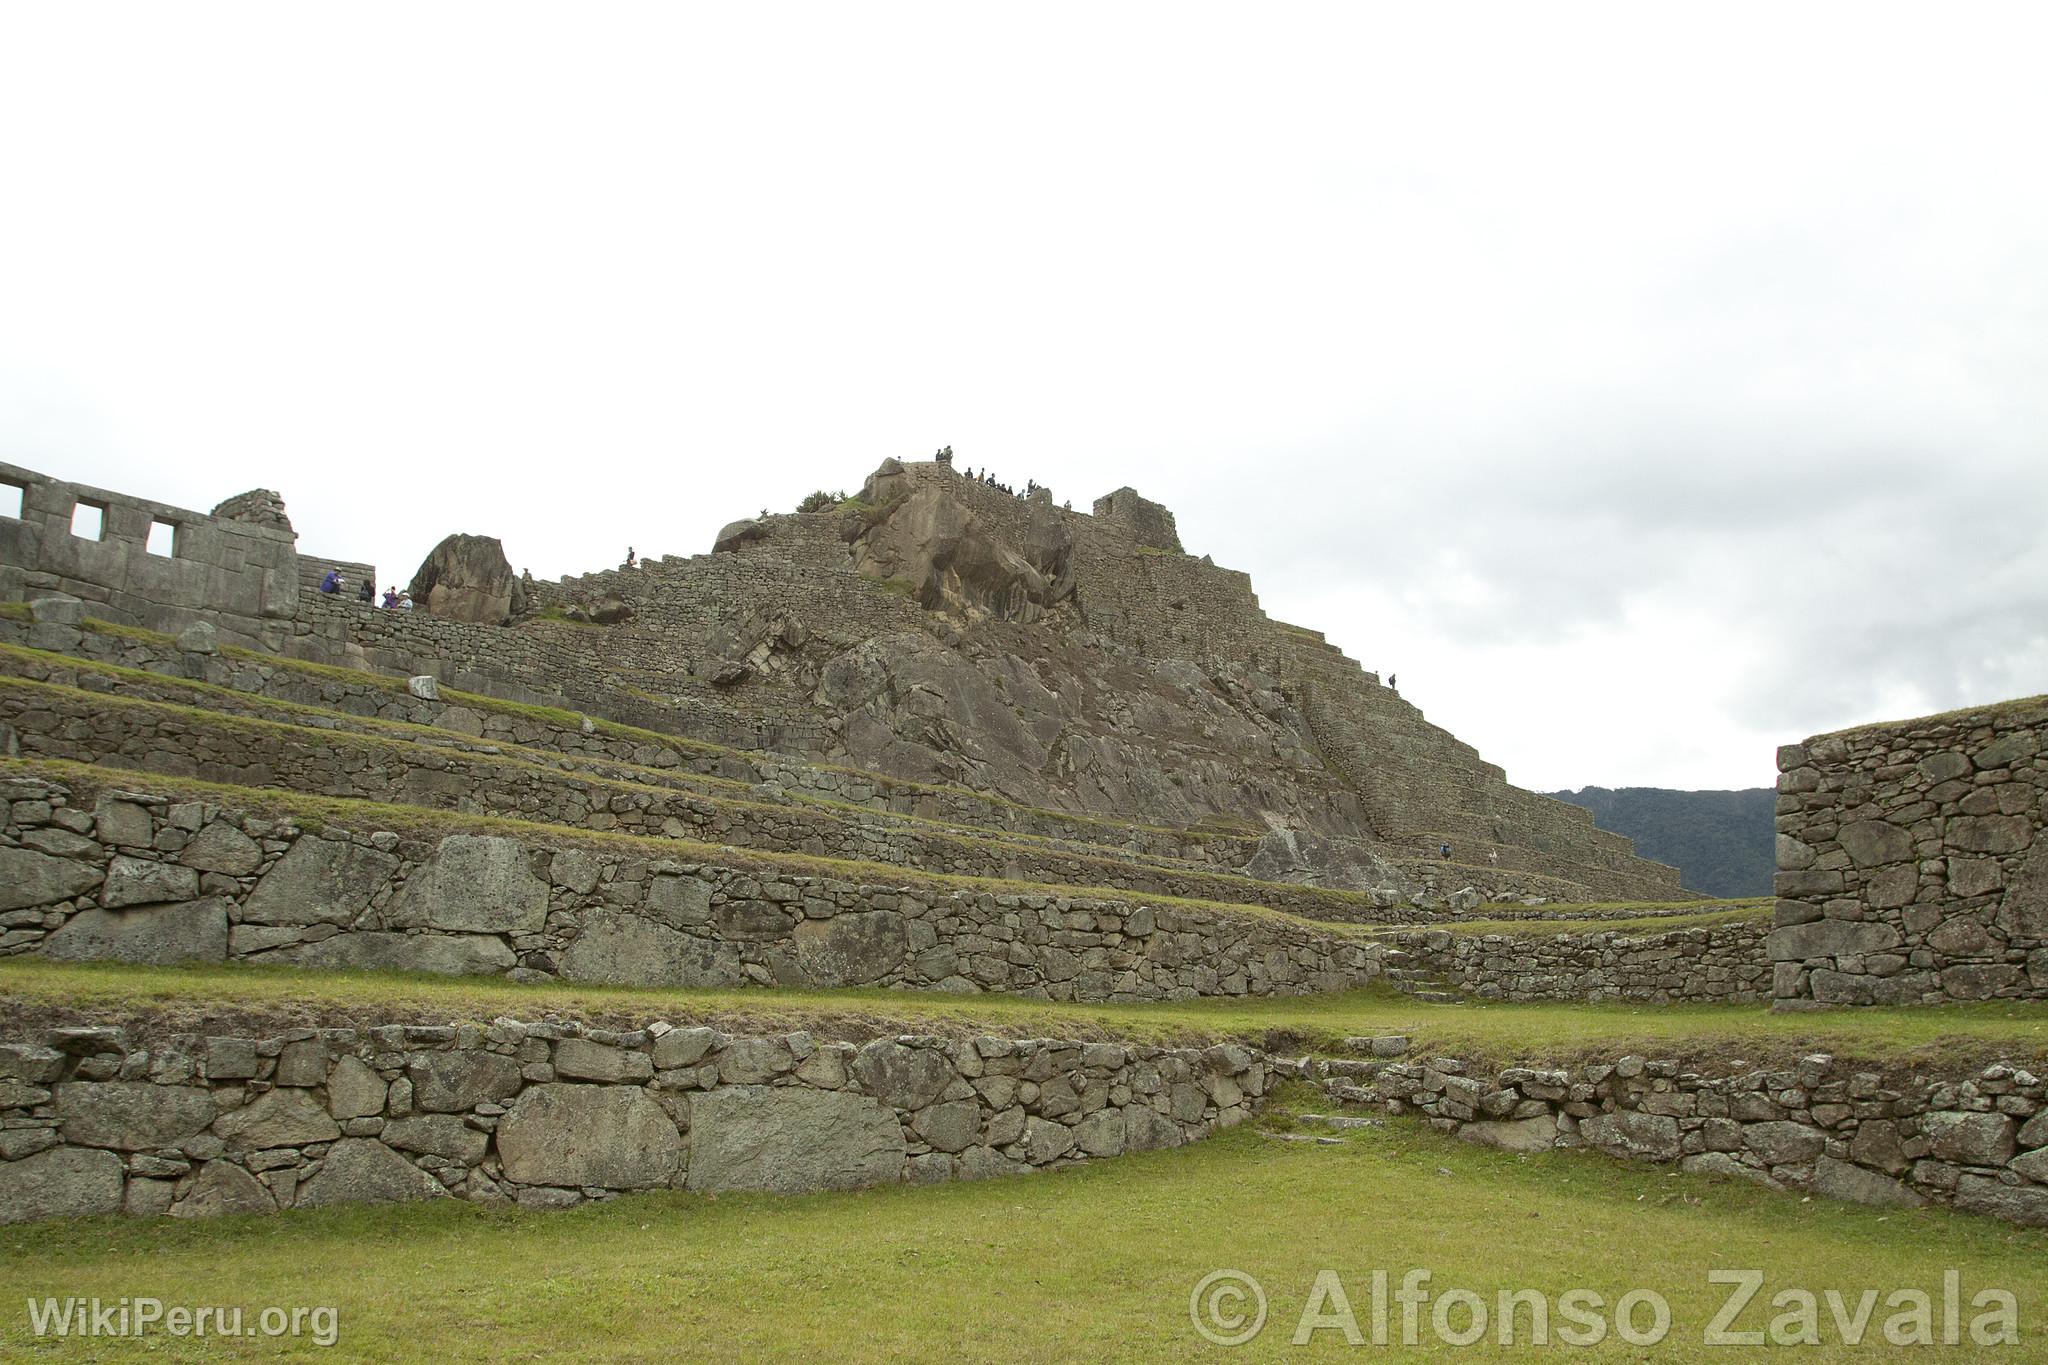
[558,909,742,988]
[1837,820,1912,868]
[214,1089,344,1152]
[43,899,229,965]
[1955,1174,2048,1227]
[239,836,398,927]
[646,875,713,928]
[851,1040,953,1110]
[100,855,200,908]
[1922,1111,2016,1165]
[386,835,548,935]
[497,1084,683,1190]
[256,931,515,977]
[172,1161,276,1218]
[686,1086,906,1193]
[295,1139,447,1208]
[1949,815,2032,855]
[0,847,104,911]
[793,910,907,987]
[1457,1113,1558,1154]
[407,1051,522,1113]
[382,1114,489,1163]
[91,796,153,848]
[554,1039,654,1085]
[1996,845,2048,941]
[1742,1120,1825,1166]
[1939,963,2023,1000]
[177,822,263,876]
[57,1082,215,1151]
[0,1146,123,1223]
[325,1055,388,1120]
[1767,919,1901,962]
[1580,1110,1680,1161]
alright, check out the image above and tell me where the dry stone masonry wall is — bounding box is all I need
[1773,695,2048,1008]
[0,775,1385,1001]
[0,1017,1269,1224]
[2,457,1685,904]
[0,619,1233,866]
[0,674,1448,926]
[1374,918,1770,1004]
[1319,1041,2048,1228]
[0,461,299,646]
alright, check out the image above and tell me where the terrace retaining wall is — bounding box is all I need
[1322,1042,2048,1228]
[0,774,1385,1001]
[0,1018,1267,1224]
[1376,919,1771,1003]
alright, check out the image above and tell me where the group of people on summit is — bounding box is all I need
[933,446,1042,499]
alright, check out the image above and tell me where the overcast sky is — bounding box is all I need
[3,3,2043,793]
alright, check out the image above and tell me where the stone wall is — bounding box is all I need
[1320,1041,2048,1227]
[1,624,1644,916]
[0,774,1385,1000]
[1772,695,2047,1008]
[0,620,1246,867]
[0,675,1453,926]
[0,461,299,645]
[1376,918,1771,1003]
[0,1017,1269,1224]
[0,458,1685,903]
[297,554,378,601]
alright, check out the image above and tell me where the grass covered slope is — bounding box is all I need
[1,1098,2041,1362]
[6,959,2047,1069]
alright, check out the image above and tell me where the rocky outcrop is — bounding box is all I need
[407,533,526,625]
[850,460,1074,624]
[1239,828,1414,897]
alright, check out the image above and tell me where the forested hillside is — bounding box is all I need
[1547,786,1775,898]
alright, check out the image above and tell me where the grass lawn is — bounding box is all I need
[1,1099,2042,1361]
[7,959,2048,1069]
[1417,900,1770,938]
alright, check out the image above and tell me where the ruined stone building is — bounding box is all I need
[0,455,1681,904]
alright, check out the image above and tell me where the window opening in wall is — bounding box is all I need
[0,482,22,519]
[147,519,179,557]
[70,501,105,540]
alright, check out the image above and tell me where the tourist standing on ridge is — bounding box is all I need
[626,546,637,570]
[1389,673,1397,691]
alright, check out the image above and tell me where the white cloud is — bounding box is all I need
[3,1,2044,790]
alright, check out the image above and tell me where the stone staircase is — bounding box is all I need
[1371,948,1465,1004]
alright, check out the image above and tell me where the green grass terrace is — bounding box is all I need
[1,1085,2043,1361]
[4,959,2046,1071]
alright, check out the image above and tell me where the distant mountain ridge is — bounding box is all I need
[1546,786,1775,899]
